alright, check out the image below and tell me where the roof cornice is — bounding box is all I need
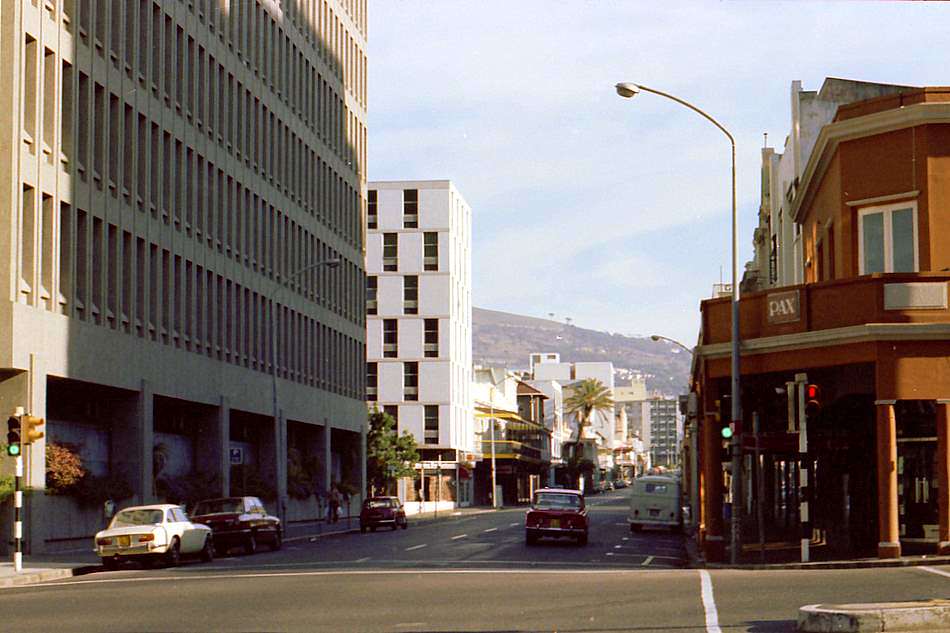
[791,103,950,223]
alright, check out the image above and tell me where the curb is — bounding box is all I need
[0,567,78,588]
[706,555,950,571]
[799,600,950,632]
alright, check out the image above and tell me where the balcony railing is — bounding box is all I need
[480,440,542,462]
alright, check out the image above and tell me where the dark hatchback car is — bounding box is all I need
[190,496,282,554]
[360,496,408,532]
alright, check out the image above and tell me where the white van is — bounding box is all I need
[628,475,682,532]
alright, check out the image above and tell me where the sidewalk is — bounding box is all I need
[0,505,504,588]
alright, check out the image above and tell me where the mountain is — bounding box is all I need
[472,307,691,396]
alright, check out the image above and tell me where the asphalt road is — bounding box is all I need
[4,490,950,632]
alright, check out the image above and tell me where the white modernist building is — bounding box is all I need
[366,180,474,509]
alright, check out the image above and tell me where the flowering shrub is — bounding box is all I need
[46,443,86,493]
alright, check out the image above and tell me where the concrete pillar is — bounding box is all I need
[937,400,950,555]
[360,423,367,502]
[137,380,154,504]
[323,420,332,491]
[875,400,900,559]
[702,414,725,562]
[218,397,230,495]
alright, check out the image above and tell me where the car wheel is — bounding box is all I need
[401,520,408,530]
[370,525,376,532]
[391,522,398,531]
[200,536,215,563]
[630,523,641,533]
[577,533,588,546]
[244,533,257,555]
[270,530,282,551]
[526,531,537,546]
[102,556,119,571]
[165,539,181,567]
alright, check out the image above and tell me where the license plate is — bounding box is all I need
[118,536,130,547]
[550,519,560,529]
[649,509,660,517]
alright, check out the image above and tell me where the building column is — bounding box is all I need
[323,420,332,492]
[137,380,154,504]
[360,424,367,502]
[218,397,230,496]
[702,414,725,562]
[875,400,900,559]
[937,400,950,555]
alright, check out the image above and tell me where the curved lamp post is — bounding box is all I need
[271,258,341,522]
[618,82,741,563]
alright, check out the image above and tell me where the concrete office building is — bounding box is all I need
[365,180,474,508]
[0,0,368,553]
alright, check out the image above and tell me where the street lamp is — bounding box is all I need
[650,334,693,355]
[617,82,741,564]
[271,258,341,522]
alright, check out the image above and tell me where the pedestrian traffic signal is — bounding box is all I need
[21,415,44,444]
[804,384,821,418]
[6,416,21,456]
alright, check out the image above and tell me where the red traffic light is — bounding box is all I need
[805,384,821,417]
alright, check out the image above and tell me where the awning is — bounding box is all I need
[474,405,549,433]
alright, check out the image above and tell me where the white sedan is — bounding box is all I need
[94,504,214,569]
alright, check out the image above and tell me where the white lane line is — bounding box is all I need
[641,556,654,567]
[606,552,682,560]
[405,544,427,551]
[699,569,722,633]
[614,545,622,549]
[622,537,629,541]
[355,557,370,563]
[509,522,520,527]
[920,566,950,579]
[483,528,498,533]
[451,534,468,540]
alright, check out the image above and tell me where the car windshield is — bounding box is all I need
[533,493,581,510]
[193,499,244,515]
[366,499,392,508]
[645,483,670,494]
[110,509,164,527]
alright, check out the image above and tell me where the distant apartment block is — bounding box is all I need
[366,180,473,506]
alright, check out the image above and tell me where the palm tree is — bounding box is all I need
[564,378,614,440]
[563,379,614,491]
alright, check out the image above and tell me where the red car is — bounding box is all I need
[525,488,589,546]
[190,496,282,554]
[360,496,408,532]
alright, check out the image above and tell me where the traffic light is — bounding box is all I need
[6,416,21,456]
[21,415,44,445]
[717,395,733,439]
[804,384,821,418]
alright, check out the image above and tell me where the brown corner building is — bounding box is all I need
[692,79,950,562]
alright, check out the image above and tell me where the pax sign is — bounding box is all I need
[767,290,800,324]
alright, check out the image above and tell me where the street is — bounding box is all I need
[4,490,950,632]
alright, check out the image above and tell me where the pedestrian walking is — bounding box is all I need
[328,484,341,523]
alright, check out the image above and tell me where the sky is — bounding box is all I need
[367,1,949,346]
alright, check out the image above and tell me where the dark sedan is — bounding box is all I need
[525,488,588,546]
[360,496,408,532]
[190,496,282,554]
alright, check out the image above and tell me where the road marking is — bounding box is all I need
[405,544,427,551]
[509,522,520,527]
[483,528,498,533]
[622,537,629,541]
[355,557,370,563]
[920,566,950,579]
[699,569,722,633]
[641,556,654,567]
[451,534,468,540]
[605,552,682,560]
[614,545,622,549]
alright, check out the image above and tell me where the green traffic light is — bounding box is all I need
[6,443,20,456]
[721,426,733,440]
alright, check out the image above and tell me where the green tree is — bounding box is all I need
[564,378,614,440]
[367,408,419,496]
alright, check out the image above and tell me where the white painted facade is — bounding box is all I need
[366,180,474,458]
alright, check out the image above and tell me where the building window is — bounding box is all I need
[403,189,418,228]
[384,405,398,425]
[424,318,439,358]
[383,319,397,358]
[424,405,439,444]
[366,362,377,401]
[366,275,377,315]
[404,361,418,401]
[423,232,438,271]
[859,202,917,274]
[383,233,397,271]
[367,189,377,229]
[403,275,418,315]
